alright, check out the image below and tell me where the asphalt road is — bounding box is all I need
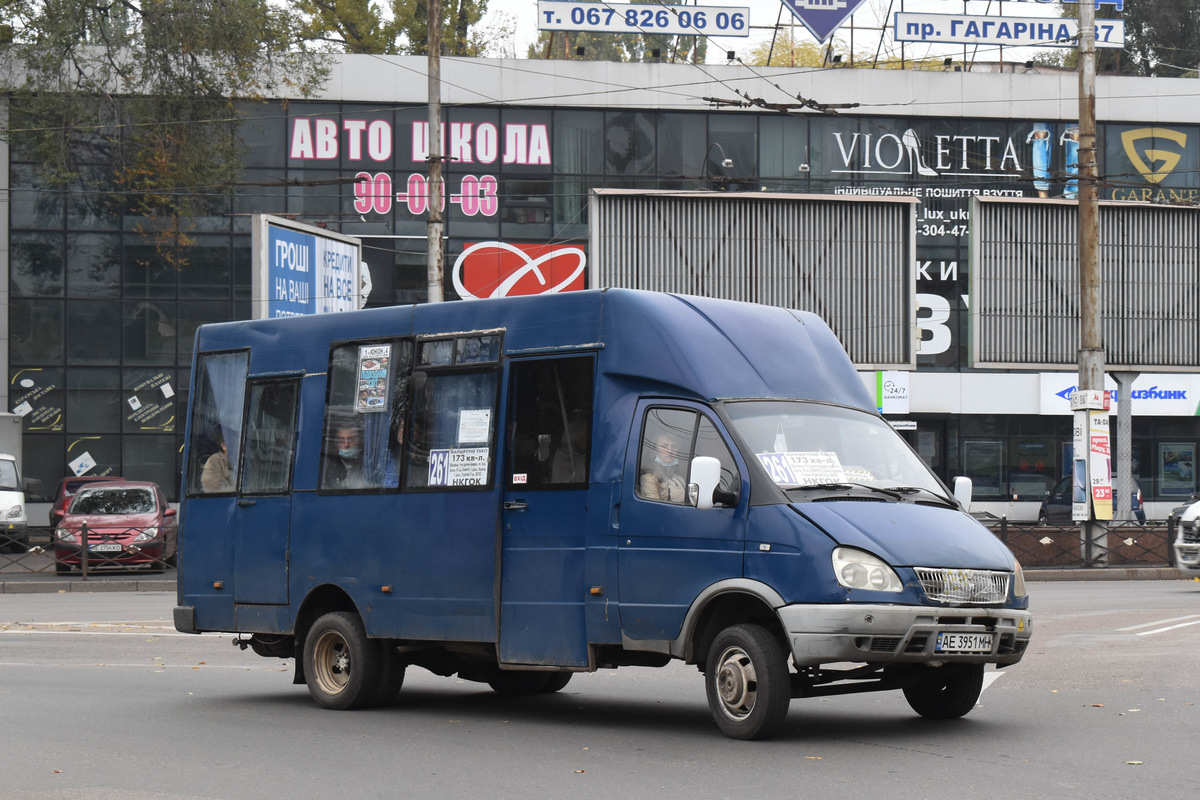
[2,581,1198,800]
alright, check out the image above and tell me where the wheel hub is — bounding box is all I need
[715,647,757,719]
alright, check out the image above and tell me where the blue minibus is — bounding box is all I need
[174,289,1031,739]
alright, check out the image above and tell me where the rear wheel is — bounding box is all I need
[303,611,383,710]
[704,623,792,740]
[487,670,552,696]
[372,642,407,706]
[903,663,985,719]
[539,673,573,693]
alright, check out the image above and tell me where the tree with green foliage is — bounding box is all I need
[527,0,706,63]
[1047,2,1199,77]
[0,0,328,263]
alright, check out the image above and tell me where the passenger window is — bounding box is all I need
[637,408,696,505]
[636,408,740,507]
[406,371,499,490]
[320,339,414,492]
[187,351,249,495]
[242,380,299,495]
[507,358,594,488]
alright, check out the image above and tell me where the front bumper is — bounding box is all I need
[779,603,1032,667]
[1173,542,1200,572]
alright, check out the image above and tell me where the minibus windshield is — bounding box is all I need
[724,401,947,498]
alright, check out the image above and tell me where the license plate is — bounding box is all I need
[90,543,123,553]
[935,632,993,653]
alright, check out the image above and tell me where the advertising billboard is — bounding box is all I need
[251,215,369,319]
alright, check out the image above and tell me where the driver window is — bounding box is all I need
[637,408,695,505]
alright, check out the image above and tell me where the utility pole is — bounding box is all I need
[426,0,444,303]
[1073,0,1110,559]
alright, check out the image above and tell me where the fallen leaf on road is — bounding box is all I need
[1091,704,1104,707]
[805,756,822,760]
[52,770,62,774]
[1126,761,1143,765]
[574,770,585,774]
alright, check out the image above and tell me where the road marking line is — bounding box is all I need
[1116,614,1200,632]
[1135,620,1200,637]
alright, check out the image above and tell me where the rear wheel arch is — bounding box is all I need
[292,584,363,685]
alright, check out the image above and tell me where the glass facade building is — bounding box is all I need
[5,58,1198,519]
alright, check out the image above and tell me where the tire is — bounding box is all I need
[539,673,573,694]
[704,623,792,740]
[487,670,552,696]
[902,663,985,719]
[1037,510,1049,526]
[372,642,407,707]
[55,562,72,575]
[303,611,384,710]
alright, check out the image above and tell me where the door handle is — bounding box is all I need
[237,499,257,507]
[504,501,527,511]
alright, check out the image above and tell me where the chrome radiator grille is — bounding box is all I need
[914,568,1010,605]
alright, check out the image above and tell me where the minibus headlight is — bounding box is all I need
[831,547,902,592]
[1013,559,1027,598]
[7,504,23,519]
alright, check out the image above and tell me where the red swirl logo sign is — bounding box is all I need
[452,242,587,300]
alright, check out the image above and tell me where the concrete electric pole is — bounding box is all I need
[426,0,444,303]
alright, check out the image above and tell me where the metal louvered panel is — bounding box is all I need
[589,190,917,368]
[970,197,1200,370]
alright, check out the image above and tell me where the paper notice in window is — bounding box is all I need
[757,451,846,486]
[458,409,491,444]
[12,401,32,417]
[69,452,97,477]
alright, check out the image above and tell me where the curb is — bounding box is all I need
[1026,567,1192,582]
[1,569,1193,594]
[0,577,177,594]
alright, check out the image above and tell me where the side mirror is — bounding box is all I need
[952,476,973,511]
[164,507,178,518]
[689,456,722,510]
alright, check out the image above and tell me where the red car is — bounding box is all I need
[53,481,177,574]
[48,474,126,526]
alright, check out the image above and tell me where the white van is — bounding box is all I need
[0,453,28,553]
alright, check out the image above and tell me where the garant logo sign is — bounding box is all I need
[452,242,587,300]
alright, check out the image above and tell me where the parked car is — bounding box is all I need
[0,453,27,553]
[53,481,176,574]
[48,474,126,526]
[1168,491,1200,526]
[1173,499,1200,574]
[1039,475,1145,524]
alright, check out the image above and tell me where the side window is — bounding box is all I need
[637,407,741,507]
[695,416,742,503]
[187,350,249,495]
[637,408,697,505]
[320,339,413,492]
[242,380,299,495]
[405,333,502,491]
[507,357,594,488]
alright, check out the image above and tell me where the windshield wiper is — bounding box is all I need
[793,482,904,500]
[883,486,956,506]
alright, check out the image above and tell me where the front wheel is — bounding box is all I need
[303,611,383,710]
[902,663,985,719]
[704,623,792,740]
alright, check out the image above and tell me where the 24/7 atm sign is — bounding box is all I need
[252,215,364,319]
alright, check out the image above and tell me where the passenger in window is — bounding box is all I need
[200,431,234,493]
[326,422,367,489]
[639,431,688,503]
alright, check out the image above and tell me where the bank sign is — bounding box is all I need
[1038,373,1200,416]
[252,215,365,319]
